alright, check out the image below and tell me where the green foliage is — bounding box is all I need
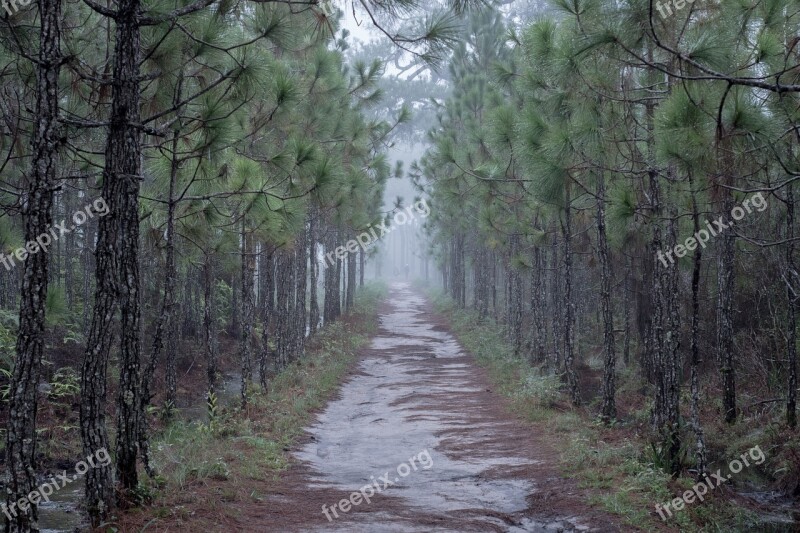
[202,390,219,435]
[214,280,233,332]
[146,284,385,497]
[48,367,80,399]
[0,313,16,375]
[160,399,176,422]
[0,366,11,402]
[45,286,67,326]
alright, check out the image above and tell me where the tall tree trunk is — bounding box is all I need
[285,243,297,361]
[598,173,617,422]
[231,272,240,339]
[138,120,180,477]
[359,243,365,288]
[5,0,62,527]
[717,189,737,423]
[650,178,682,475]
[64,192,74,308]
[276,249,292,367]
[332,227,343,321]
[323,228,338,325]
[786,181,797,428]
[82,0,146,519]
[689,177,707,474]
[113,0,145,496]
[204,253,218,396]
[346,232,356,312]
[529,246,546,363]
[162,83,182,411]
[259,247,273,391]
[475,246,489,320]
[239,225,254,408]
[509,236,523,356]
[550,233,561,370]
[623,255,631,366]
[309,208,319,335]
[296,221,308,355]
[563,183,581,406]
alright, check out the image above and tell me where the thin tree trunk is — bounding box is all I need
[259,246,273,391]
[550,233,561,370]
[239,224,254,408]
[204,253,218,396]
[297,221,308,354]
[786,181,797,428]
[359,243,365,288]
[5,0,62,526]
[689,177,707,474]
[623,255,631,366]
[138,122,180,480]
[563,184,580,406]
[309,208,319,335]
[717,190,737,423]
[346,232,356,312]
[333,229,342,320]
[114,0,145,495]
[276,249,292,366]
[598,173,617,422]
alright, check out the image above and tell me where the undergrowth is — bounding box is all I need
[430,288,792,533]
[132,282,387,520]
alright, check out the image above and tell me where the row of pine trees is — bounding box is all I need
[0,0,445,529]
[419,0,799,479]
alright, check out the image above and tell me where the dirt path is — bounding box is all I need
[259,283,623,532]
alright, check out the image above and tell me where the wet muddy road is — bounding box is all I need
[263,283,620,532]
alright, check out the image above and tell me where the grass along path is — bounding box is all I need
[430,289,797,533]
[115,283,387,532]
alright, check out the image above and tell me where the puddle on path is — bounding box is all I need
[31,474,85,533]
[31,372,243,532]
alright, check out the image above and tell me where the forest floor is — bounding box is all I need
[430,289,800,532]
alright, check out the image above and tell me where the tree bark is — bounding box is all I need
[4,0,62,527]
[203,253,218,396]
[598,173,617,422]
[786,181,797,428]
[239,224,254,408]
[563,183,581,406]
[309,207,319,335]
[81,0,146,515]
[689,176,707,474]
[717,189,737,423]
[113,0,145,497]
[346,232,356,313]
[259,246,273,391]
